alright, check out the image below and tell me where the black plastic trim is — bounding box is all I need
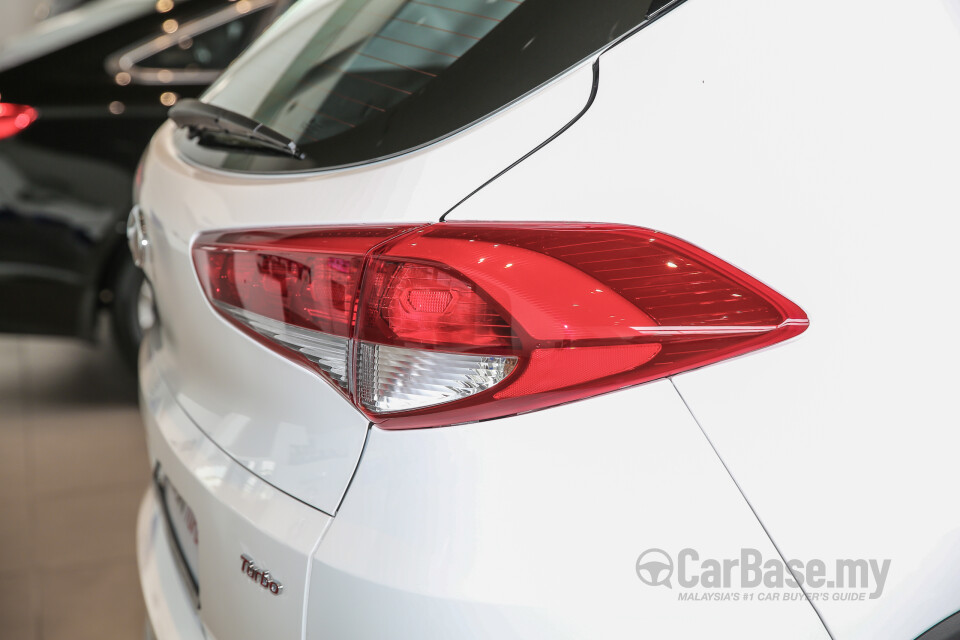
[153,464,202,609]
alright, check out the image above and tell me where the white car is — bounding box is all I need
[133,0,960,638]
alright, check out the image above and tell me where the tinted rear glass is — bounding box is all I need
[179,0,669,173]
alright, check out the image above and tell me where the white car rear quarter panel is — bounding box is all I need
[307,381,828,639]
[445,0,960,637]
[139,339,332,640]
[138,61,595,514]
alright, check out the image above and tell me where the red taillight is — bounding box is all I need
[194,222,808,429]
[194,226,417,393]
[0,103,38,140]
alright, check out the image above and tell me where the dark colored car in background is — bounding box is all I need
[0,0,289,365]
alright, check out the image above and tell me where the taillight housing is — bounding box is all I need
[193,222,808,429]
[0,103,38,140]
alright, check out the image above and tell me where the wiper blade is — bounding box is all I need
[168,99,305,160]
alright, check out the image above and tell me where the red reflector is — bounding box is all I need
[0,103,38,140]
[193,222,808,429]
[360,260,514,350]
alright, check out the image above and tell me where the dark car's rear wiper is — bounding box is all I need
[168,99,305,160]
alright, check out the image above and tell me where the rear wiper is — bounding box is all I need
[168,99,305,160]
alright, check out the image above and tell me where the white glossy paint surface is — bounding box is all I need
[445,0,960,637]
[307,381,829,639]
[139,342,332,640]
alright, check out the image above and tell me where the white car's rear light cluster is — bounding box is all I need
[193,222,808,429]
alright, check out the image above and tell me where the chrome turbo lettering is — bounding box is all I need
[240,554,283,595]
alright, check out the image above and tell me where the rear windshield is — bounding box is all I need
[179,0,673,173]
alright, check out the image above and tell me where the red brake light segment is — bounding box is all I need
[195,227,414,337]
[360,260,515,350]
[494,345,663,398]
[0,103,38,140]
[193,222,808,429]
[193,226,419,390]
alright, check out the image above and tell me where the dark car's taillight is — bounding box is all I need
[193,222,808,429]
[0,103,38,140]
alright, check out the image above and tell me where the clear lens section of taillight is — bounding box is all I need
[0,103,38,140]
[193,222,808,429]
[358,343,517,413]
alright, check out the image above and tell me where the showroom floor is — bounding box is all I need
[0,327,148,640]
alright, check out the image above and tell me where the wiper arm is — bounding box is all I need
[168,99,305,160]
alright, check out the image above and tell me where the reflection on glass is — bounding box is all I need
[250,0,524,146]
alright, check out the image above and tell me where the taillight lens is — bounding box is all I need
[0,103,38,140]
[193,226,415,393]
[194,222,808,429]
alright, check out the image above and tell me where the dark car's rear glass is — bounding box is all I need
[179,0,673,173]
